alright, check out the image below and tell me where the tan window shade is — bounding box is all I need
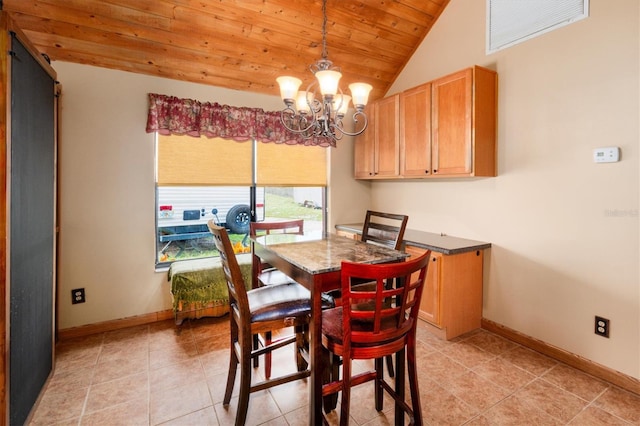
[157,134,252,185]
[256,142,327,186]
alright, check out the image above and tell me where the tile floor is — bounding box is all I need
[29,317,640,425]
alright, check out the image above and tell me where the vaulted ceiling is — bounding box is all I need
[2,0,450,102]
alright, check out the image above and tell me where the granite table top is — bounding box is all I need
[252,232,409,275]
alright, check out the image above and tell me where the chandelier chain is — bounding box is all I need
[321,0,328,60]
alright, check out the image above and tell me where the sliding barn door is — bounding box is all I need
[8,32,56,425]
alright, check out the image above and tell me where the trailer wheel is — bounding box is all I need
[226,204,251,234]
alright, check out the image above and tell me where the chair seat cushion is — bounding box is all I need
[248,283,312,322]
[258,269,297,286]
[321,307,400,347]
[248,283,336,322]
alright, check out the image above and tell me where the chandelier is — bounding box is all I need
[276,0,373,142]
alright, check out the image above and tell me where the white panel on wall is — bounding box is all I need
[487,0,589,53]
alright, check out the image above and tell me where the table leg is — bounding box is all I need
[309,282,324,425]
[251,249,260,289]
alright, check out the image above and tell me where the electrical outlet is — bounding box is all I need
[72,288,86,304]
[595,316,609,338]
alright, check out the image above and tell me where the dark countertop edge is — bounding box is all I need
[335,223,491,256]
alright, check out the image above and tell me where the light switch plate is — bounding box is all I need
[593,147,620,163]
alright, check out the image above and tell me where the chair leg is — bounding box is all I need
[264,331,272,379]
[385,354,395,377]
[322,349,339,413]
[236,334,253,426]
[224,325,239,405]
[339,357,352,426]
[375,357,384,411]
[252,334,259,368]
[395,348,406,426]
[407,338,423,426]
[295,325,309,372]
[223,345,238,405]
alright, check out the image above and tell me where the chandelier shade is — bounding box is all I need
[276,0,372,143]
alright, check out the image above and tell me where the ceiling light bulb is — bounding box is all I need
[276,76,302,102]
[315,70,342,96]
[333,94,351,116]
[296,91,314,114]
[349,82,373,108]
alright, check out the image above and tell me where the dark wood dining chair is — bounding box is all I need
[321,250,431,426]
[361,210,408,250]
[335,210,409,377]
[208,221,311,426]
[249,219,305,376]
[250,219,304,287]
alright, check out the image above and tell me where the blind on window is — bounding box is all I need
[157,134,252,185]
[487,0,589,53]
[256,142,327,186]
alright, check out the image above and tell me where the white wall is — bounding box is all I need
[382,0,639,378]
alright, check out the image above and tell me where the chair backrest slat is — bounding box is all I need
[250,219,304,237]
[361,211,408,250]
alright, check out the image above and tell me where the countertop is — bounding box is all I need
[335,223,491,255]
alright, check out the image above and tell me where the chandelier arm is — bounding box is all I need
[280,108,319,136]
[330,111,369,137]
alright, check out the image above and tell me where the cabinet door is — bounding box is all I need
[432,68,473,176]
[407,246,441,326]
[374,94,400,177]
[400,83,431,177]
[354,102,376,178]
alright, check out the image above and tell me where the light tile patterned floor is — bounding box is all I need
[29,318,640,425]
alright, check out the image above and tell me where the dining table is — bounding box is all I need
[251,232,409,425]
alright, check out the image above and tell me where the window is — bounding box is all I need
[155,134,327,266]
[487,0,589,53]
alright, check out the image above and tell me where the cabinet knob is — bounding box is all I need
[433,169,438,173]
[425,170,429,174]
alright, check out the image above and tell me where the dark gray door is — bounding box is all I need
[9,33,56,426]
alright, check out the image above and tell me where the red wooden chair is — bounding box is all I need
[321,250,431,426]
[208,221,311,426]
[331,210,409,377]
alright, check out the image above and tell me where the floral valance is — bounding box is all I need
[145,93,334,147]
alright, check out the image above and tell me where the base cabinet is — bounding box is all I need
[406,245,484,340]
[335,229,360,240]
[336,229,485,340]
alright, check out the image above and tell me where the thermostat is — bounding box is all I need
[593,147,620,163]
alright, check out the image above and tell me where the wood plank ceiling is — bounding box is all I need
[2,0,450,102]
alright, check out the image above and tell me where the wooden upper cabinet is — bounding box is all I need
[354,95,400,179]
[374,94,400,177]
[354,102,375,178]
[432,66,497,177]
[355,65,497,180]
[400,83,432,177]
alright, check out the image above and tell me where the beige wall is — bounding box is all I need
[54,64,276,328]
[54,0,638,380]
[383,0,639,378]
[54,62,366,330]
